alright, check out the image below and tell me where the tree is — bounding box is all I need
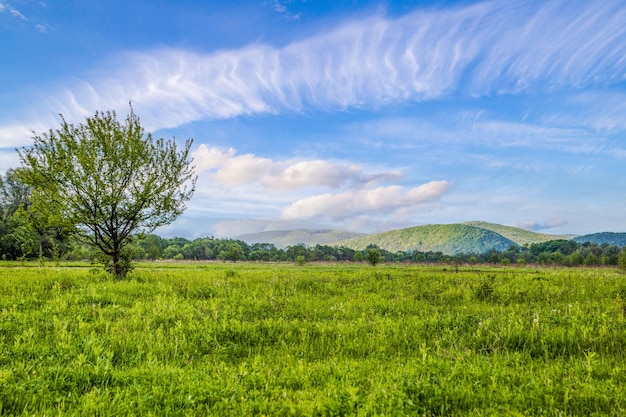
[366,247,382,266]
[1,209,38,260]
[18,107,196,278]
[0,168,31,217]
[218,242,244,263]
[618,248,626,273]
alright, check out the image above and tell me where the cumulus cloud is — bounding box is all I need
[188,144,446,227]
[282,181,452,220]
[3,0,625,144]
[192,144,402,191]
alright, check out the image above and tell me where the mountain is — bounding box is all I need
[462,221,576,245]
[236,229,365,248]
[334,224,518,255]
[235,221,608,256]
[573,232,626,247]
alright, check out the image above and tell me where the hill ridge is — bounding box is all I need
[332,223,518,255]
[462,221,576,245]
[235,221,622,255]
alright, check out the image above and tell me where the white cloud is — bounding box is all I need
[513,219,569,232]
[186,145,445,229]
[211,218,318,237]
[0,123,38,148]
[347,115,599,154]
[192,144,402,191]
[0,149,20,173]
[3,0,625,143]
[282,181,451,220]
[542,91,626,131]
[0,2,27,20]
[271,0,301,19]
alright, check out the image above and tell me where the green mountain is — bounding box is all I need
[462,221,576,245]
[237,229,365,249]
[335,224,518,255]
[236,221,590,255]
[573,232,626,247]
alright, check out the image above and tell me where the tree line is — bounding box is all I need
[1,169,624,268]
[116,235,626,267]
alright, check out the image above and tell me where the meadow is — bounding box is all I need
[1,262,625,416]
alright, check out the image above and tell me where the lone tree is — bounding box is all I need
[366,247,383,266]
[18,107,196,278]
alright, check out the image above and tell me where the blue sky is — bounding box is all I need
[1,0,626,238]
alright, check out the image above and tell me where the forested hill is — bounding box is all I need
[573,232,626,247]
[334,224,518,255]
[462,221,576,245]
[236,222,578,255]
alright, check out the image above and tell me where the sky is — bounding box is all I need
[1,0,625,238]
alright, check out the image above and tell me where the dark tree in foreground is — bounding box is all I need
[18,107,196,278]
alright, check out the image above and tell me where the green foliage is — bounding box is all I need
[101,246,134,278]
[1,264,626,415]
[366,247,382,266]
[17,107,196,278]
[0,208,38,259]
[618,249,626,273]
[218,242,245,263]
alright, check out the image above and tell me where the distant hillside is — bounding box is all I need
[236,229,365,249]
[573,232,626,247]
[235,221,621,255]
[463,221,576,245]
[335,224,518,255]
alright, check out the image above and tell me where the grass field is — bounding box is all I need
[1,262,626,416]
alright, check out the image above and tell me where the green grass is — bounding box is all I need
[1,262,626,415]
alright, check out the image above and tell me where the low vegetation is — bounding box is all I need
[1,262,626,415]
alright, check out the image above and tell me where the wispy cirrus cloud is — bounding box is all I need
[4,0,625,144]
[347,114,626,161]
[0,1,49,32]
[540,91,626,132]
[0,2,27,20]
